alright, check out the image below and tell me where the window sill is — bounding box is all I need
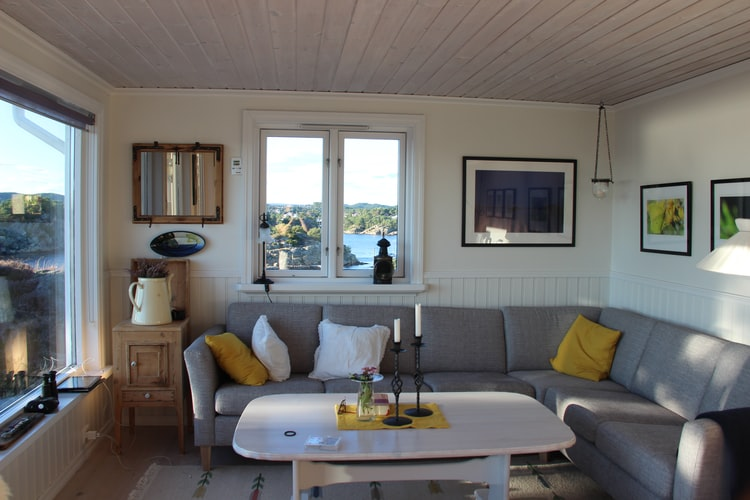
[236,282,427,295]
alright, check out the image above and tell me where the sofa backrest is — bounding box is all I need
[419,306,505,372]
[599,307,656,389]
[503,306,602,371]
[226,302,323,373]
[631,321,725,420]
[698,341,750,414]
[322,304,414,374]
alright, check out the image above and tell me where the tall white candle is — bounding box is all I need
[415,304,422,337]
[394,318,401,343]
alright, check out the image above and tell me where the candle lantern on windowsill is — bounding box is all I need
[373,231,394,284]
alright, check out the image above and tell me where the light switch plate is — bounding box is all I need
[231,157,242,175]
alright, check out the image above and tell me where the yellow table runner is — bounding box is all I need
[336,402,449,430]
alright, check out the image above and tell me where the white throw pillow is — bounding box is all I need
[251,315,291,382]
[308,319,391,381]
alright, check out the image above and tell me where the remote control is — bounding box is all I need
[0,413,44,450]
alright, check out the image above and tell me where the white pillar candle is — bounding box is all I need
[394,318,401,343]
[415,303,422,337]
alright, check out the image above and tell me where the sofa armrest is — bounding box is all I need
[183,325,225,447]
[673,418,730,500]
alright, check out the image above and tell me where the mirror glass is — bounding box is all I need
[133,143,223,224]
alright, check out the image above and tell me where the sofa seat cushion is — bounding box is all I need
[596,421,682,499]
[215,375,324,415]
[509,369,627,404]
[547,387,685,443]
[422,372,534,396]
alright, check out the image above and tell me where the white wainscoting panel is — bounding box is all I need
[610,272,750,345]
[0,381,111,500]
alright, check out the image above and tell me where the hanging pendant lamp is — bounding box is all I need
[592,103,614,199]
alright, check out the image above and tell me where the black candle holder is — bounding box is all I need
[405,338,432,417]
[383,342,412,427]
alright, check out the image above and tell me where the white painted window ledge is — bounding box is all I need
[236,283,427,295]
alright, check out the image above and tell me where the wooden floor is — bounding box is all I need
[54,426,246,500]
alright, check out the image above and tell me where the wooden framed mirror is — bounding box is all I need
[133,142,223,225]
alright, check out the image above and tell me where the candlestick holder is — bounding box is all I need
[383,342,412,427]
[405,338,432,417]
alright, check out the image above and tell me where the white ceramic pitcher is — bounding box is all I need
[128,275,173,325]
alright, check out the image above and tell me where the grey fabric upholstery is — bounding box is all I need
[510,369,627,404]
[599,307,655,389]
[631,322,726,419]
[422,371,534,396]
[698,341,750,413]
[184,302,744,499]
[502,306,601,371]
[547,388,684,442]
[596,422,682,499]
[420,306,505,372]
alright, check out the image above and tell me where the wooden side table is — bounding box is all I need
[112,318,189,453]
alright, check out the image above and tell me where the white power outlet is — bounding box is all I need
[81,424,90,444]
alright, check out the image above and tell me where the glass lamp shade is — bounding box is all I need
[697,219,750,276]
[592,180,611,199]
[259,225,274,245]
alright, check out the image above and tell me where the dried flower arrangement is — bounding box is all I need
[132,259,169,279]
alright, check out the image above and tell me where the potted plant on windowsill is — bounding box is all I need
[129,259,172,325]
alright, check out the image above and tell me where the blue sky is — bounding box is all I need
[266,136,399,206]
[0,100,65,195]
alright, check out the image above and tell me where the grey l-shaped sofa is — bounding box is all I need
[183,302,750,499]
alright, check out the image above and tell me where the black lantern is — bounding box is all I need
[373,231,394,284]
[253,212,274,291]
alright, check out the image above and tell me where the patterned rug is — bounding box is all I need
[128,455,612,499]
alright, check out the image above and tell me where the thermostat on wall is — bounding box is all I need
[231,157,242,175]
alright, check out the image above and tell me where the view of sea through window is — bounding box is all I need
[263,133,401,276]
[0,100,70,412]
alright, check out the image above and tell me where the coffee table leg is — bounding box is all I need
[486,454,511,500]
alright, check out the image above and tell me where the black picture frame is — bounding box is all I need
[640,181,692,256]
[461,157,576,246]
[709,177,750,250]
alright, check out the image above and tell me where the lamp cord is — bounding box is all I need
[594,103,614,182]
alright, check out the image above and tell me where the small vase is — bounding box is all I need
[357,380,376,421]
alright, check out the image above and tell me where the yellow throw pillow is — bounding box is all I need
[550,315,622,382]
[205,332,268,386]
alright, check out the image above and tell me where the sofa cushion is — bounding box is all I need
[308,320,391,381]
[698,341,750,414]
[598,308,656,389]
[252,315,291,382]
[422,372,534,396]
[631,321,726,419]
[205,332,269,386]
[596,421,682,499]
[510,369,628,404]
[503,306,602,371]
[323,305,416,374]
[546,387,685,443]
[420,306,506,372]
[215,376,324,415]
[226,302,322,373]
[550,315,622,381]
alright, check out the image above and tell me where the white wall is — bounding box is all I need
[106,91,613,338]
[610,61,750,343]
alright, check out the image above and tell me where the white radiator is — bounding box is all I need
[0,380,111,500]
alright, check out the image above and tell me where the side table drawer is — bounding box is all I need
[122,389,175,403]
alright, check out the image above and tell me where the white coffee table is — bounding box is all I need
[233,391,574,500]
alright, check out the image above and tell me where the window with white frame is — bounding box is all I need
[0,71,94,413]
[246,111,423,285]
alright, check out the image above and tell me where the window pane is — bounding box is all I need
[264,134,325,274]
[0,101,70,412]
[342,136,400,272]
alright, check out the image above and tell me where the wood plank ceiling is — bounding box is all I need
[1,0,750,105]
